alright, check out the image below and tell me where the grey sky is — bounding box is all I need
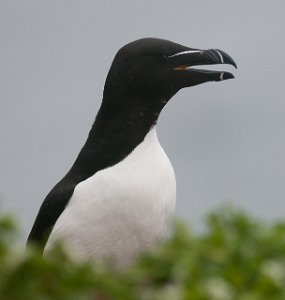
[1,1,285,239]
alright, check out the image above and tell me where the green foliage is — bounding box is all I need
[0,207,285,299]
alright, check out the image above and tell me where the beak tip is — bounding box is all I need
[226,58,237,69]
[215,49,237,69]
[221,72,235,81]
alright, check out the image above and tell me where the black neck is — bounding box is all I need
[63,92,171,184]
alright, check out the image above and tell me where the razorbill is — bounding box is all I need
[27,38,236,267]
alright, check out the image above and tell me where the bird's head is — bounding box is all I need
[104,38,236,101]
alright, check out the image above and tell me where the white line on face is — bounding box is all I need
[220,72,224,81]
[168,50,203,58]
[215,50,224,64]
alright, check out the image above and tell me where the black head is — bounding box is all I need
[104,38,237,103]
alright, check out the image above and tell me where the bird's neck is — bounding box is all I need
[65,93,168,183]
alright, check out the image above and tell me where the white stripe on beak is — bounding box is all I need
[215,50,224,64]
[168,50,203,58]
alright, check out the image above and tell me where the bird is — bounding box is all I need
[27,38,236,267]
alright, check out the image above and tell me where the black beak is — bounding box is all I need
[168,48,237,83]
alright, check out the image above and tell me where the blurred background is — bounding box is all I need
[1,1,284,240]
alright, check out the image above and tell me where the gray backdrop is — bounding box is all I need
[1,0,285,239]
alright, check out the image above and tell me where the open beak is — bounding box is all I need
[168,48,237,82]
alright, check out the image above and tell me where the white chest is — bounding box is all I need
[44,127,176,266]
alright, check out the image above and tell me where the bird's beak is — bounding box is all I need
[168,48,237,82]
